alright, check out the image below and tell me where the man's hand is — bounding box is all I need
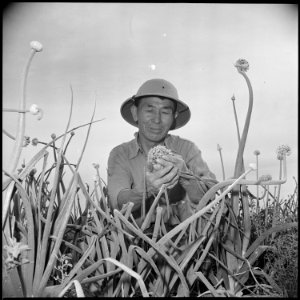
[146,160,179,195]
[159,153,189,174]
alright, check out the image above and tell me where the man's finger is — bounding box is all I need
[161,167,178,184]
[161,155,176,163]
[156,164,174,177]
[166,174,179,189]
[156,158,173,168]
[152,163,162,171]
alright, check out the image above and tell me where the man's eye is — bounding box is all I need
[162,110,172,115]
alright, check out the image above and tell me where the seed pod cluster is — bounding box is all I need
[147,145,173,171]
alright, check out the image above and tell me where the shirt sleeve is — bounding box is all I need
[107,147,132,210]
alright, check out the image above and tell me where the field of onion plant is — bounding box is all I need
[2,42,298,297]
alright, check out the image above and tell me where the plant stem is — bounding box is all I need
[9,49,35,174]
[264,185,270,244]
[233,70,253,203]
[75,94,96,172]
[3,129,16,140]
[271,157,283,239]
[217,146,226,181]
[3,48,37,230]
[33,85,74,295]
[256,154,259,213]
[3,108,29,113]
[231,96,241,144]
[230,67,253,292]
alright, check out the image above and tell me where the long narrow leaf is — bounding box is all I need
[157,167,255,247]
[115,210,190,296]
[114,213,130,296]
[81,268,122,284]
[195,271,221,297]
[50,235,83,255]
[75,96,96,172]
[206,252,255,296]
[35,87,74,294]
[169,203,224,292]
[252,269,283,295]
[58,235,97,292]
[3,171,35,296]
[77,174,134,239]
[152,206,163,242]
[3,147,48,191]
[141,184,166,231]
[245,222,297,258]
[36,173,78,296]
[102,257,149,297]
[130,245,161,280]
[58,280,85,298]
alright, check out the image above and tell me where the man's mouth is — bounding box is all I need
[149,127,162,133]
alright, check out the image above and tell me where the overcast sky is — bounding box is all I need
[3,3,298,199]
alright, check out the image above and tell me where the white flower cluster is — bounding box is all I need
[147,145,173,171]
[4,237,30,270]
[52,254,73,283]
[253,150,261,156]
[29,104,43,120]
[30,41,43,52]
[276,144,291,160]
[235,58,249,72]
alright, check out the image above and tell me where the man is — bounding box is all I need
[107,78,218,226]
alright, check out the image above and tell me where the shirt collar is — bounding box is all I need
[128,132,173,159]
[127,132,142,159]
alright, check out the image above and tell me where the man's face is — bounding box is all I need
[131,96,177,143]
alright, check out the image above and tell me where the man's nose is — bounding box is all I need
[152,110,161,123]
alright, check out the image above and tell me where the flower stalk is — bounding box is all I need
[8,41,43,174]
[217,144,226,180]
[254,150,261,213]
[228,59,253,292]
[3,104,43,120]
[231,94,241,144]
[271,146,291,239]
[3,41,43,233]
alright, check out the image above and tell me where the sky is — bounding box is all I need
[2,3,298,200]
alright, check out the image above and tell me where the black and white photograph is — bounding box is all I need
[2,3,298,298]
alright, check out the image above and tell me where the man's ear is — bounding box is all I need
[174,111,179,119]
[130,105,138,122]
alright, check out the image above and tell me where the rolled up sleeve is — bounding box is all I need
[107,147,132,210]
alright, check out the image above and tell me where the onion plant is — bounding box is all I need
[2,44,297,298]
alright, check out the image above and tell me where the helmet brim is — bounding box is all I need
[120,95,191,130]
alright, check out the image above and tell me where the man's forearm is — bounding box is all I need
[117,188,145,212]
[179,175,215,204]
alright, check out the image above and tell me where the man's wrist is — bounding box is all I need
[179,177,191,187]
[179,169,194,186]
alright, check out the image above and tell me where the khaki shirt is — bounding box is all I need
[107,133,218,225]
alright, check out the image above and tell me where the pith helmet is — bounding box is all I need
[120,78,191,130]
